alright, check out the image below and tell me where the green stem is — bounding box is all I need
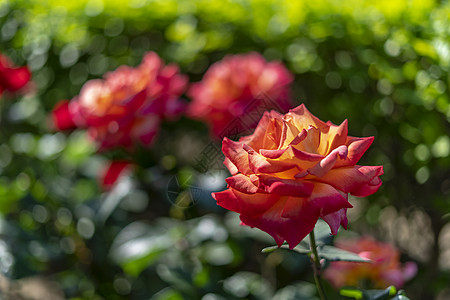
[309,230,328,300]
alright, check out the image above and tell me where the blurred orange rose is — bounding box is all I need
[187,52,293,138]
[52,52,187,151]
[324,236,417,288]
[212,104,383,248]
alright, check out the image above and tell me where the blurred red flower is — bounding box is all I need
[52,52,188,151]
[324,236,417,289]
[212,104,383,249]
[187,52,293,138]
[0,53,31,97]
[101,160,133,191]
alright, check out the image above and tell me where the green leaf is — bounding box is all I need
[121,248,168,277]
[340,288,363,299]
[108,220,179,276]
[261,245,281,253]
[389,289,410,300]
[340,286,403,300]
[150,287,185,300]
[193,267,210,287]
[318,245,372,262]
[261,242,310,255]
[364,286,397,300]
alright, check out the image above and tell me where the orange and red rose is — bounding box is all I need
[0,53,31,97]
[187,52,293,138]
[52,52,187,151]
[324,236,417,288]
[212,104,383,248]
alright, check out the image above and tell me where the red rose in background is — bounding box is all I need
[52,52,188,151]
[0,53,31,97]
[187,52,293,138]
[212,104,383,249]
[101,160,133,191]
[324,236,417,288]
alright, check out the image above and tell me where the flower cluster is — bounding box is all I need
[187,52,294,137]
[0,53,31,97]
[324,236,417,288]
[53,52,188,151]
[212,104,383,249]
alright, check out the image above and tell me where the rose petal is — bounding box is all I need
[280,182,352,218]
[222,137,252,175]
[288,104,329,132]
[335,136,374,167]
[5,66,31,92]
[212,188,279,216]
[239,197,318,248]
[52,100,77,130]
[306,145,348,177]
[321,208,349,235]
[0,54,31,93]
[244,144,297,173]
[224,157,239,175]
[101,160,132,190]
[278,116,302,148]
[260,129,307,158]
[258,174,315,197]
[240,111,284,151]
[402,262,418,281]
[314,165,383,197]
[291,146,324,162]
[296,125,321,154]
[225,174,260,194]
[319,119,348,155]
[259,147,288,159]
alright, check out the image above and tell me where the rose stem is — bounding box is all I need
[309,229,328,300]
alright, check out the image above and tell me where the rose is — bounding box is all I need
[323,236,417,288]
[212,104,383,248]
[187,52,293,138]
[0,53,31,97]
[52,52,187,151]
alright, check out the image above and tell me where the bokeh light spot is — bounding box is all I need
[77,217,95,239]
[414,144,430,161]
[325,72,342,89]
[432,135,450,158]
[415,166,430,184]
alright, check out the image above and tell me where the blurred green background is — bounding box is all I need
[0,0,449,299]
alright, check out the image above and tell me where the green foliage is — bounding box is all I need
[340,286,410,300]
[0,0,449,299]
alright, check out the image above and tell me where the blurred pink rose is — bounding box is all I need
[52,52,188,151]
[0,53,31,97]
[324,236,417,289]
[187,52,294,138]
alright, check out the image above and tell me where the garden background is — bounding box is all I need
[0,0,449,299]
